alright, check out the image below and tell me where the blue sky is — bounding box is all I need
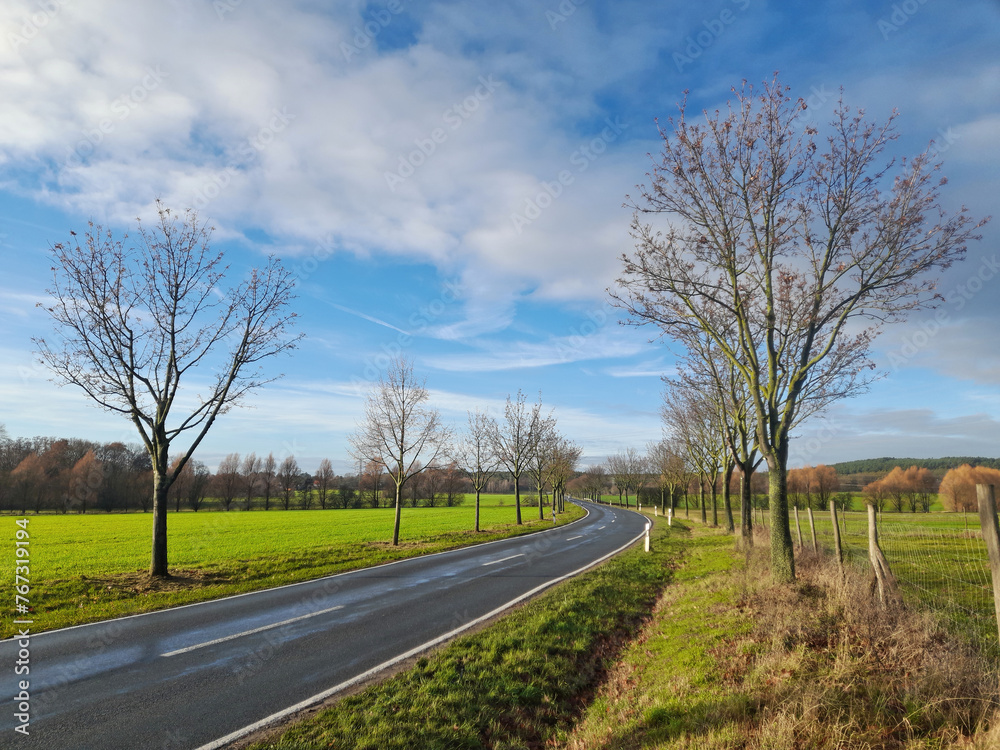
[0,0,997,473]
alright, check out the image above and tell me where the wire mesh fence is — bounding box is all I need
[790,507,1000,660]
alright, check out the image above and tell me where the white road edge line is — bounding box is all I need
[161,605,344,658]
[482,554,524,567]
[194,502,646,750]
[566,535,583,541]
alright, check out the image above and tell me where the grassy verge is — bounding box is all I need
[243,518,683,749]
[565,518,999,749]
[2,500,585,638]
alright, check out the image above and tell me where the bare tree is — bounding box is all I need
[607,453,628,507]
[646,440,676,513]
[241,452,262,511]
[660,441,688,513]
[277,455,299,511]
[547,437,581,513]
[184,460,211,511]
[614,78,987,581]
[215,453,241,511]
[489,390,544,525]
[527,411,557,519]
[261,453,277,511]
[441,463,465,507]
[359,460,383,508]
[315,458,335,510]
[587,464,608,502]
[607,448,644,508]
[663,386,722,524]
[69,450,102,514]
[35,202,300,575]
[453,409,501,532]
[349,356,449,545]
[422,464,443,508]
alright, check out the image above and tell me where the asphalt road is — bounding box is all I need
[0,500,648,749]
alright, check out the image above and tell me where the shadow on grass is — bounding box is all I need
[601,695,757,749]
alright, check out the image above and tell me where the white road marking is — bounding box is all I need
[161,605,344,657]
[597,525,606,530]
[482,553,524,567]
[566,535,583,541]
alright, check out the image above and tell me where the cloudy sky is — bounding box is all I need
[0,0,997,473]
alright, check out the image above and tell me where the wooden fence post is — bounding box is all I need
[807,506,818,553]
[830,500,843,575]
[794,506,803,548]
[976,484,1000,654]
[867,502,898,607]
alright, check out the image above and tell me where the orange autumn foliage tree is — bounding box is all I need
[939,464,1000,512]
[788,465,840,510]
[864,465,942,512]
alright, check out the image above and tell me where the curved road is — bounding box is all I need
[0,500,647,749]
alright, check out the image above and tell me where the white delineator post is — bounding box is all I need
[668,507,673,526]
[644,524,650,552]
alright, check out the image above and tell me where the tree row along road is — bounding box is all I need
[0,500,648,750]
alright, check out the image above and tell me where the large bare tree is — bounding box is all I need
[35,202,300,576]
[614,78,987,581]
[349,356,449,545]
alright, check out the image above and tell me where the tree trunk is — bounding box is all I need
[538,485,544,520]
[722,464,734,534]
[699,476,707,524]
[392,483,402,545]
[710,476,718,527]
[475,488,481,532]
[740,470,753,547]
[767,457,795,583]
[150,470,170,577]
[514,477,522,525]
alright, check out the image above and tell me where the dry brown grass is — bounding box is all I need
[735,547,998,749]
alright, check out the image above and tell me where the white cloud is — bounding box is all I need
[0,0,658,310]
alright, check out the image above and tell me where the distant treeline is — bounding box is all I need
[833,457,1000,475]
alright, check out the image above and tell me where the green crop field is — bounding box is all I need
[1,495,585,637]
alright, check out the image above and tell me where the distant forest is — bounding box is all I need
[833,457,1000,475]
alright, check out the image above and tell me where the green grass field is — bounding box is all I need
[1,495,585,638]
